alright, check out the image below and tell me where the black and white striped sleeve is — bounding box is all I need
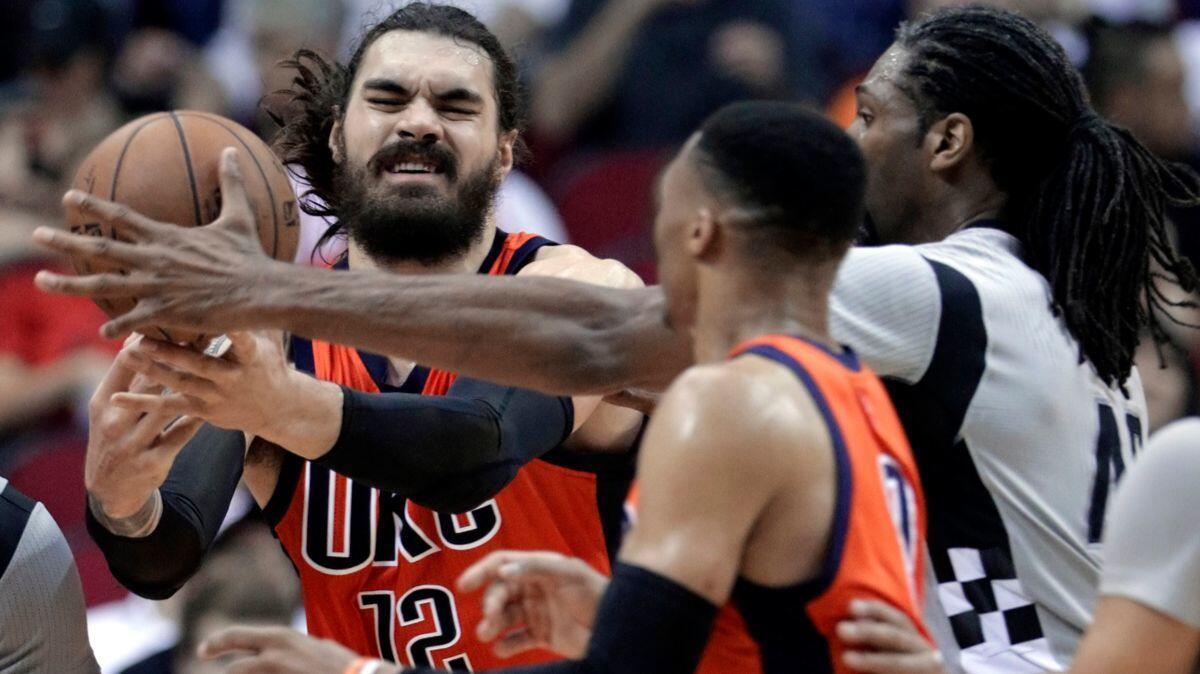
[0,478,100,673]
[829,245,943,383]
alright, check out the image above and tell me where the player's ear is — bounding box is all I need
[496,130,517,176]
[926,112,973,173]
[687,208,717,259]
[328,110,344,165]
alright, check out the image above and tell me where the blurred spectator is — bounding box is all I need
[0,0,122,214]
[1082,18,1200,340]
[131,0,225,47]
[799,0,906,104]
[1082,19,1195,160]
[532,0,814,151]
[111,27,227,117]
[345,0,570,57]
[87,507,301,674]
[205,0,345,130]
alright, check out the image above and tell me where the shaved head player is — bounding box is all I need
[37,6,1200,672]
[194,101,932,674]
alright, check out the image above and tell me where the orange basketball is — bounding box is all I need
[66,110,300,348]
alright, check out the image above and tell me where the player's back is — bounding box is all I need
[704,334,930,674]
[830,225,1147,671]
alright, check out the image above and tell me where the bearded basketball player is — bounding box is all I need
[191,100,932,674]
[68,5,646,671]
[38,6,1200,673]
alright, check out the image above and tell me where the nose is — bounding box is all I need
[393,97,442,144]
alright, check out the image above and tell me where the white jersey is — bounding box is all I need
[829,225,1146,673]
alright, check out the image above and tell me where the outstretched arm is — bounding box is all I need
[118,333,579,513]
[34,150,689,396]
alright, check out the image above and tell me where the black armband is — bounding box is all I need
[317,376,573,513]
[85,423,245,599]
[405,563,717,674]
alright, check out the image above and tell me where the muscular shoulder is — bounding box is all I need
[519,244,644,289]
[648,357,827,468]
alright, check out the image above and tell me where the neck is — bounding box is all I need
[348,219,499,275]
[906,168,1007,244]
[691,259,838,364]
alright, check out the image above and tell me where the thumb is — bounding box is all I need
[216,147,258,240]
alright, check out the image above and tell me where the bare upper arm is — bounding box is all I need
[1071,595,1200,674]
[518,246,646,439]
[618,361,822,604]
[242,436,284,509]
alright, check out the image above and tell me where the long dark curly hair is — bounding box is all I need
[267,2,526,222]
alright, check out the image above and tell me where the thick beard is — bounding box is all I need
[333,153,502,267]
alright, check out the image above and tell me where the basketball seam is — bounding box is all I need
[168,111,203,227]
[109,113,167,201]
[178,112,281,258]
[103,113,167,329]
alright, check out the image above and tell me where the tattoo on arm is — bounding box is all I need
[88,490,163,538]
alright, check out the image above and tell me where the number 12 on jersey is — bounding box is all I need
[359,587,473,671]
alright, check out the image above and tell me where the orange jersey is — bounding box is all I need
[626,334,929,673]
[267,231,626,671]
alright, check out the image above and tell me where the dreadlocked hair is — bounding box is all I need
[896,6,1200,388]
[267,2,526,221]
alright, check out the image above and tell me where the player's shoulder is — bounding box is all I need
[655,357,827,457]
[519,244,644,289]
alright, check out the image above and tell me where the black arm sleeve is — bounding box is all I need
[316,376,573,513]
[85,423,245,600]
[406,563,718,674]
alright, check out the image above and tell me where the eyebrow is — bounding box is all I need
[435,87,485,106]
[362,78,411,97]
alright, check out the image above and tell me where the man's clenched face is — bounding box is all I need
[330,30,516,266]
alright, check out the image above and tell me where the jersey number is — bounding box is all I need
[359,586,473,671]
[1087,402,1143,543]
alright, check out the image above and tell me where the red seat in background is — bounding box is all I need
[547,149,669,283]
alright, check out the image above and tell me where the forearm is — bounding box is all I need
[318,377,573,512]
[87,423,245,599]
[257,266,684,395]
[404,564,714,674]
[532,0,659,140]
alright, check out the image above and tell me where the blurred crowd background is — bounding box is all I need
[1,0,1200,671]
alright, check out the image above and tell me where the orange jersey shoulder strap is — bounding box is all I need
[308,230,556,395]
[421,230,556,394]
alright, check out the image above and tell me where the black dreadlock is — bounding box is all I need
[896,6,1200,388]
[266,2,526,222]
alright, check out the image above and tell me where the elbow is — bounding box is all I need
[408,463,520,514]
[108,550,203,600]
[123,577,189,601]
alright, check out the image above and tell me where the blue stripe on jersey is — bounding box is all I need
[732,343,857,674]
[504,235,556,275]
[737,344,852,594]
[0,482,36,581]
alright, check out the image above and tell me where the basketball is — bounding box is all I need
[65,110,300,348]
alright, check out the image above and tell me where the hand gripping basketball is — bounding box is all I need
[35,147,287,339]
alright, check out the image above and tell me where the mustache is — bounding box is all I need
[368,141,459,181]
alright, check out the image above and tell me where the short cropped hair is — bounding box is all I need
[693,101,866,259]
